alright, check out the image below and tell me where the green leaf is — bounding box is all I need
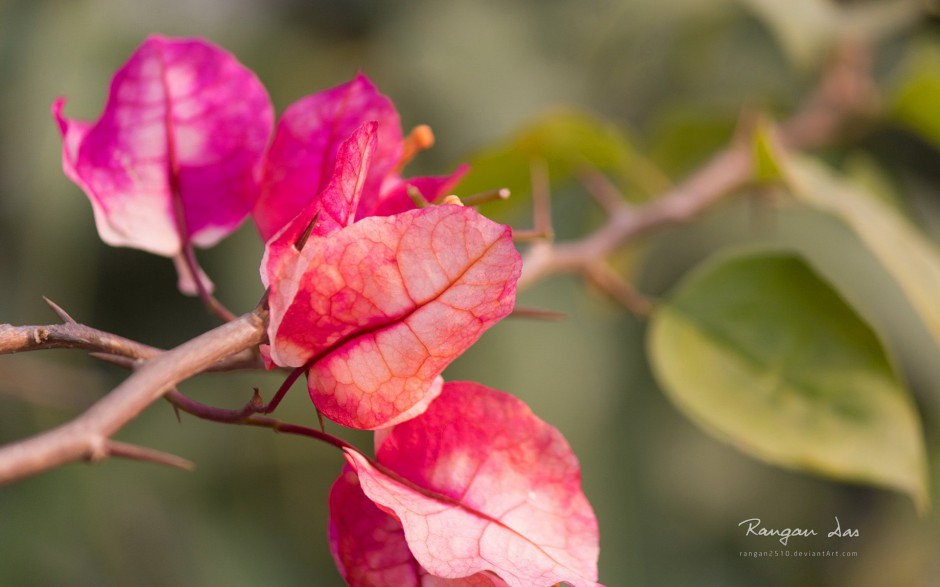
[841,152,911,218]
[752,116,784,183]
[739,0,837,69]
[740,0,920,70]
[648,249,928,509]
[648,107,736,177]
[890,39,940,150]
[784,154,940,351]
[457,109,664,214]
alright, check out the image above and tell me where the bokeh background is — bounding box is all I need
[2,0,940,585]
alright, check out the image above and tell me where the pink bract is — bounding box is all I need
[53,35,273,263]
[252,73,466,241]
[371,165,470,217]
[260,122,378,275]
[336,381,601,587]
[263,203,521,430]
[329,464,509,587]
[253,73,401,240]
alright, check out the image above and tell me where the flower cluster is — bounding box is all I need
[54,35,600,586]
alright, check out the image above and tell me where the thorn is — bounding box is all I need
[105,440,195,472]
[577,167,631,216]
[225,388,266,421]
[509,306,566,321]
[250,388,265,412]
[254,288,271,317]
[584,262,654,317]
[43,297,77,324]
[316,408,326,433]
[173,404,183,424]
[294,211,321,252]
[512,228,553,241]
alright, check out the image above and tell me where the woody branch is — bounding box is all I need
[517,40,878,296]
[0,40,876,484]
[0,309,267,483]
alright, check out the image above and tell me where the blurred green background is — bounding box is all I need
[2,0,940,585]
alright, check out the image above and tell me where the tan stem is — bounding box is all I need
[517,40,877,292]
[0,310,266,484]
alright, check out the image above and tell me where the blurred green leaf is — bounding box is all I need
[739,0,836,69]
[740,0,920,70]
[649,249,928,509]
[752,116,784,183]
[457,109,664,216]
[785,154,940,350]
[647,107,736,177]
[841,152,911,218]
[891,39,940,150]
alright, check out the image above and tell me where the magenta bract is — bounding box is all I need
[264,204,521,430]
[329,466,413,585]
[331,382,601,587]
[253,73,402,241]
[370,164,470,217]
[252,72,467,241]
[261,122,378,275]
[54,35,273,263]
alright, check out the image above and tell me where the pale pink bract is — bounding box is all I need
[258,77,521,431]
[263,197,521,429]
[329,464,509,587]
[331,381,601,587]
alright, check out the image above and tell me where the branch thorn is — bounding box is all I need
[43,297,77,324]
[584,262,654,317]
[105,440,195,472]
[510,306,566,321]
[294,211,322,252]
[577,166,632,217]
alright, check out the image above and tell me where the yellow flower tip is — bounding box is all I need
[441,195,464,207]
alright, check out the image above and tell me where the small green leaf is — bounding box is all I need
[648,107,735,177]
[649,249,928,509]
[457,109,661,214]
[841,153,911,218]
[741,0,919,70]
[890,39,940,150]
[739,0,837,69]
[752,116,785,183]
[785,154,940,350]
